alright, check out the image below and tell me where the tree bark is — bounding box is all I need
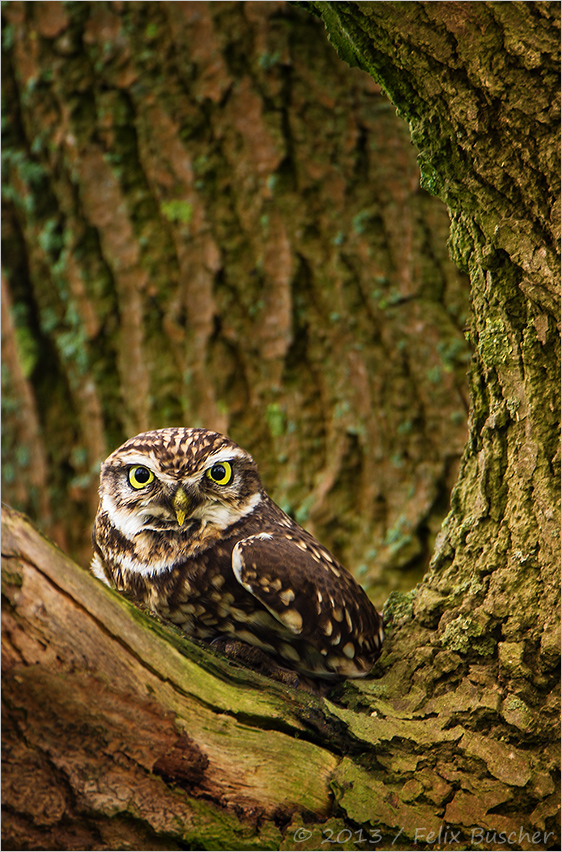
[1,500,558,850]
[2,505,340,850]
[2,2,560,850]
[1,0,469,603]
[299,0,561,843]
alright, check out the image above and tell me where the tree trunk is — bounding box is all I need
[1,0,469,603]
[2,1,560,850]
[301,0,561,842]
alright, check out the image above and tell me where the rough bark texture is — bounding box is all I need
[4,504,558,851]
[2,506,339,851]
[300,0,561,843]
[2,2,560,851]
[1,0,470,604]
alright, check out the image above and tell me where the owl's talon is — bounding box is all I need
[210,638,305,689]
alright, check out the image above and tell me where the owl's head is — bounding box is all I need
[98,427,263,540]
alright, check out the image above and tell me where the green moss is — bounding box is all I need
[2,22,14,50]
[295,494,315,525]
[450,410,466,425]
[351,209,373,234]
[13,325,39,378]
[479,317,512,367]
[258,50,281,70]
[38,218,63,255]
[498,641,524,674]
[1,148,47,205]
[383,589,416,626]
[502,696,534,731]
[419,159,441,196]
[160,200,193,224]
[384,516,408,546]
[426,366,442,384]
[333,399,350,417]
[308,3,362,71]
[440,615,496,656]
[397,419,413,435]
[265,402,286,438]
[437,338,471,370]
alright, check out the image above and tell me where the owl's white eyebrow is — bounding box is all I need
[111,451,158,468]
[107,445,250,482]
[111,454,184,486]
[204,447,249,467]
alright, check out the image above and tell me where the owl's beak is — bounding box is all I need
[173,486,193,527]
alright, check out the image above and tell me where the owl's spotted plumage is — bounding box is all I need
[91,428,384,680]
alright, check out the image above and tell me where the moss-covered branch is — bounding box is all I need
[2,505,560,849]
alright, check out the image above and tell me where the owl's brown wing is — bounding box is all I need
[231,531,383,677]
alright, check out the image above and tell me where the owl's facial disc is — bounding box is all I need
[167,460,262,532]
[181,451,262,529]
[99,431,263,543]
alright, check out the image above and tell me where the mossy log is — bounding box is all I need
[2,504,559,850]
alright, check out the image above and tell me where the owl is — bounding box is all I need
[91,427,384,680]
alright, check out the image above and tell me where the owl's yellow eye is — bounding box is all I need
[206,461,233,486]
[128,465,155,489]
